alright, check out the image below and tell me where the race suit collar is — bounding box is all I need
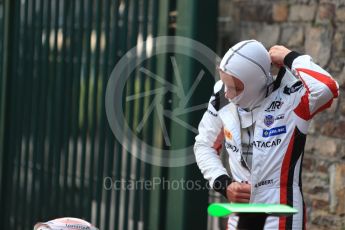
[272,67,286,91]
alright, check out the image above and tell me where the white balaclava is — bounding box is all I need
[219,40,273,111]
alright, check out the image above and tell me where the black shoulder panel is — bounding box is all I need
[283,81,303,95]
[210,84,229,111]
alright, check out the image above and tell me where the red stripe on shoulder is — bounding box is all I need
[297,68,338,98]
[294,91,312,120]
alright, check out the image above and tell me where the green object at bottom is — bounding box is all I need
[208,203,298,217]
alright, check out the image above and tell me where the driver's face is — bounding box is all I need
[219,69,244,99]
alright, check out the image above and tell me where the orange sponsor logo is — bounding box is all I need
[224,129,232,140]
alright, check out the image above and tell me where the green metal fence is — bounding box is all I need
[0,0,6,205]
[0,0,218,229]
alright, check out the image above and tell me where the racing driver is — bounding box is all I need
[194,40,339,229]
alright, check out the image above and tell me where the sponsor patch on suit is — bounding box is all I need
[264,115,274,127]
[262,126,286,138]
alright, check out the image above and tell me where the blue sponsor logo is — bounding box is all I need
[264,115,274,127]
[262,126,286,138]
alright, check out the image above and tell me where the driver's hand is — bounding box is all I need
[269,45,292,67]
[226,182,251,203]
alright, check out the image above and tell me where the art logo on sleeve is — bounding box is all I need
[262,126,286,138]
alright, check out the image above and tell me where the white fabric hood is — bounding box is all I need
[219,40,273,110]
